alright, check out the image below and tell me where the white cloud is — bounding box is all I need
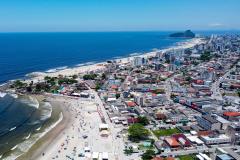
[209,23,224,27]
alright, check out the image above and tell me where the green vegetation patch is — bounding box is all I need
[178,154,196,160]
[200,52,212,61]
[83,74,98,80]
[153,128,181,138]
[128,123,150,142]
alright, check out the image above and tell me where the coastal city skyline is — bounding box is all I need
[0,0,240,32]
[1,1,240,160]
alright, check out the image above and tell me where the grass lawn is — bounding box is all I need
[153,128,181,137]
[178,155,196,160]
[138,144,154,151]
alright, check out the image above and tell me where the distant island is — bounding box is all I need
[169,30,195,38]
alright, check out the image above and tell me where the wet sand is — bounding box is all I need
[17,97,72,160]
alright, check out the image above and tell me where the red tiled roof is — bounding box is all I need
[127,117,139,124]
[224,112,240,117]
[197,131,213,136]
[172,134,191,147]
[126,101,136,107]
[165,137,180,147]
[111,85,118,89]
[152,157,164,160]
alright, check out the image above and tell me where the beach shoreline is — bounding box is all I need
[23,38,205,84]
[16,96,71,160]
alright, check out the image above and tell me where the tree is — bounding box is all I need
[95,82,102,91]
[72,74,78,79]
[116,93,121,99]
[185,76,192,82]
[141,149,155,160]
[83,74,97,80]
[128,123,150,142]
[200,52,212,61]
[13,80,26,88]
[44,76,51,81]
[101,73,106,80]
[58,78,77,85]
[124,147,133,155]
[35,83,50,92]
[138,116,149,126]
[237,91,240,97]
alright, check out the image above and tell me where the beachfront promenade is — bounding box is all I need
[34,89,128,160]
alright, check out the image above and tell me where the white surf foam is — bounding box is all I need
[9,94,18,99]
[45,68,57,73]
[76,61,95,67]
[10,145,18,151]
[24,134,31,140]
[9,127,16,131]
[0,92,7,98]
[20,96,40,109]
[36,126,41,131]
[40,102,53,121]
[15,112,63,159]
[56,66,68,70]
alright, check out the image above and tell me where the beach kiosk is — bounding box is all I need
[99,123,109,131]
[99,123,110,137]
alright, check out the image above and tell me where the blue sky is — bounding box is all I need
[0,0,239,32]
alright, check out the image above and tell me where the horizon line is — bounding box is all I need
[0,29,240,34]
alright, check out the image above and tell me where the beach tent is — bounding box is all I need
[84,146,91,152]
[102,152,109,160]
[92,152,99,160]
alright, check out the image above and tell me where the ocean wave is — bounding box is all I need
[29,96,39,109]
[56,66,68,70]
[129,52,142,56]
[9,127,16,132]
[40,102,52,121]
[10,145,18,151]
[76,61,95,67]
[45,66,68,73]
[24,133,31,140]
[20,96,39,109]
[45,68,58,73]
[15,112,63,159]
[36,126,41,131]
[27,120,41,125]
[0,83,7,87]
[0,92,7,98]
[9,94,18,99]
[76,63,84,67]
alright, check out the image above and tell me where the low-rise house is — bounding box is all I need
[226,123,240,144]
[196,115,221,131]
[200,134,231,145]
